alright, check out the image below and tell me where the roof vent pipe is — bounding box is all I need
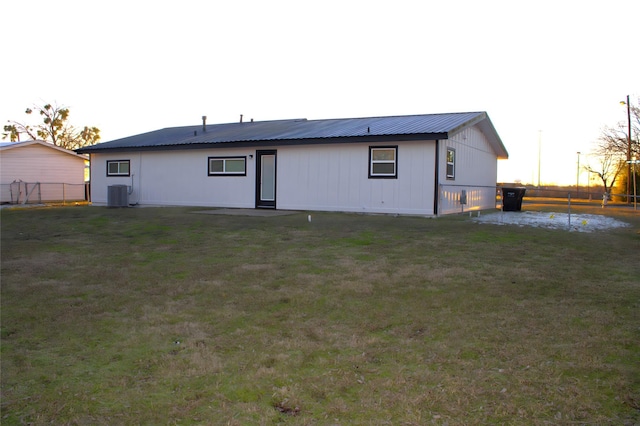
[240,114,243,123]
[202,116,207,132]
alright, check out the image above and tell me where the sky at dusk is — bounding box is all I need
[2,0,638,185]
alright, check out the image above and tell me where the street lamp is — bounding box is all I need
[586,154,591,201]
[576,152,581,198]
[620,95,632,203]
[538,130,542,188]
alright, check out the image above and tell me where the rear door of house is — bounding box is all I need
[255,150,276,208]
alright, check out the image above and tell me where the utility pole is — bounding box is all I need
[622,95,632,203]
[537,130,542,187]
[576,152,581,198]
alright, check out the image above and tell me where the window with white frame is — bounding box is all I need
[208,156,246,176]
[106,160,130,176]
[369,146,397,178]
[446,148,455,179]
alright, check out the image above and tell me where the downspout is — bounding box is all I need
[433,140,440,216]
[132,152,142,206]
[87,154,93,203]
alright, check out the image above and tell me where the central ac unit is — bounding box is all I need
[107,185,129,207]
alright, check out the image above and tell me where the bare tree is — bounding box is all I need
[3,102,100,150]
[599,103,639,158]
[583,152,625,198]
[590,97,639,199]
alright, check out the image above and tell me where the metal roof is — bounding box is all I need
[76,112,508,158]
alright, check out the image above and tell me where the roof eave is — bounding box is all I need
[3,140,89,159]
[447,112,509,159]
[477,115,509,159]
[76,133,449,153]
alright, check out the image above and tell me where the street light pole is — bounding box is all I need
[621,95,632,203]
[537,130,542,188]
[576,151,581,198]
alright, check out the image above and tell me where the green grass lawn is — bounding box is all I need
[1,206,639,425]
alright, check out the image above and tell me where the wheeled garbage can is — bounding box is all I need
[501,187,526,211]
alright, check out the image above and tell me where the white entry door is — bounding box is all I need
[256,150,276,208]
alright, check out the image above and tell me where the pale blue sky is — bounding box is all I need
[2,0,638,184]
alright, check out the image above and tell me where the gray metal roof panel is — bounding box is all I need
[77,112,507,158]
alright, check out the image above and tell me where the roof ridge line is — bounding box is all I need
[303,111,485,123]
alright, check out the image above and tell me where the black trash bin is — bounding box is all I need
[501,187,526,211]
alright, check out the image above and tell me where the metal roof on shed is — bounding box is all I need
[76,112,508,158]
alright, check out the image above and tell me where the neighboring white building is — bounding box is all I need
[0,140,88,204]
[77,112,508,215]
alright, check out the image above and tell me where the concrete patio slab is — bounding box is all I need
[192,208,300,217]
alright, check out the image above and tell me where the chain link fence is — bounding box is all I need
[1,181,90,205]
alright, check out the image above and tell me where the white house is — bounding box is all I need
[77,112,508,215]
[0,140,88,204]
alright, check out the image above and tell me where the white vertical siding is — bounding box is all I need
[438,124,499,214]
[277,141,436,215]
[89,141,438,214]
[1,144,86,184]
[1,143,87,202]
[90,150,257,207]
